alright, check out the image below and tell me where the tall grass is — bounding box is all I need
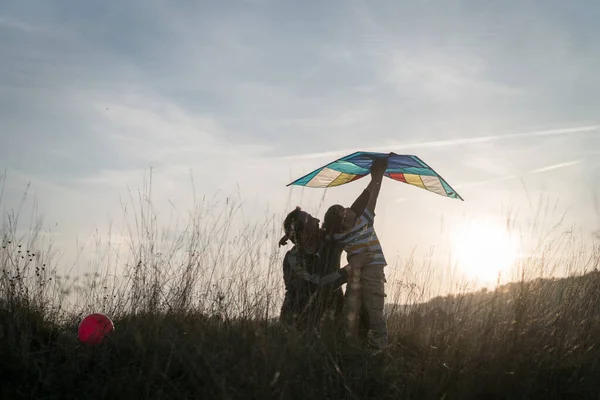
[1,174,600,399]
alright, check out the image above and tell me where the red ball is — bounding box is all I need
[78,313,114,345]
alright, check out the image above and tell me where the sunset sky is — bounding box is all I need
[1,0,599,296]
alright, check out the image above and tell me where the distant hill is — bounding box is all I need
[384,269,600,345]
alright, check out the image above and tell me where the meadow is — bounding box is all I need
[2,182,600,399]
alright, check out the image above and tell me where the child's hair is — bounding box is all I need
[322,189,371,237]
[322,204,345,236]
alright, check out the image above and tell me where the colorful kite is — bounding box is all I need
[287,151,463,200]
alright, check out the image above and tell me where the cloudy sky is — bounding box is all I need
[1,0,599,292]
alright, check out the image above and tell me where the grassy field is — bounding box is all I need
[2,189,600,399]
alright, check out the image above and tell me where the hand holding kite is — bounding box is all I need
[370,156,389,177]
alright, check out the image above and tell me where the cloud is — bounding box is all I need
[275,125,600,162]
[530,160,582,174]
[1,0,600,286]
[96,97,271,162]
[0,16,42,32]
[454,175,520,190]
[451,159,583,191]
[384,49,524,105]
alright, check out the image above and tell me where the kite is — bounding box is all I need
[287,151,463,201]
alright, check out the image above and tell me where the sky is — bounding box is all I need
[1,0,600,298]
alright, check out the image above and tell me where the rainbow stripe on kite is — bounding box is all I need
[287,151,463,201]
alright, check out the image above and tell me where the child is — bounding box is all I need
[322,157,389,350]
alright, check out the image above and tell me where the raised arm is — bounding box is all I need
[349,188,370,217]
[365,157,388,213]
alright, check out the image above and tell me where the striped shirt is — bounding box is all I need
[333,208,387,267]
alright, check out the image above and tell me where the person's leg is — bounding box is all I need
[343,269,363,344]
[302,292,321,330]
[280,295,296,326]
[328,288,347,338]
[314,291,342,332]
[358,304,370,346]
[361,265,389,350]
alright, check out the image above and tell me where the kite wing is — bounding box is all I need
[287,151,463,200]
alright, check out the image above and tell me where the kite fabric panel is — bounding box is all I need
[287,151,463,201]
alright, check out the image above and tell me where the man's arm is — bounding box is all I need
[285,251,373,289]
[285,252,348,288]
[365,157,388,213]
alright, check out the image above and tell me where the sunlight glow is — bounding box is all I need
[451,220,520,284]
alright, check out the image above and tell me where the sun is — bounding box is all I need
[451,220,520,284]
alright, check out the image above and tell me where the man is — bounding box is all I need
[279,207,372,331]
